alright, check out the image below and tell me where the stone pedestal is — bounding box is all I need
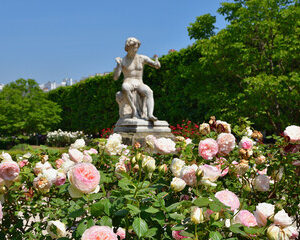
[114,118,174,146]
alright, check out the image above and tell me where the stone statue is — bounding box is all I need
[113,37,161,121]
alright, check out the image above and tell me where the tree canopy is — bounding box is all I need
[0,79,62,136]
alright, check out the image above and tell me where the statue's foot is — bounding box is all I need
[148,115,158,122]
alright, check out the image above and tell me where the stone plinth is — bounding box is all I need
[114,118,174,146]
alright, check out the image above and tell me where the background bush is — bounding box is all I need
[47,0,299,135]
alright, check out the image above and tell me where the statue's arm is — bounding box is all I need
[142,55,161,69]
[113,57,122,80]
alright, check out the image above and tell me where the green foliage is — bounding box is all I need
[0,79,62,136]
[47,0,299,134]
[47,74,121,134]
[187,13,217,40]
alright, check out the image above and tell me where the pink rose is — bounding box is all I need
[172,230,188,240]
[84,148,98,155]
[215,190,240,211]
[68,163,100,193]
[239,137,253,150]
[253,203,275,227]
[283,125,300,143]
[0,161,20,181]
[154,137,176,154]
[55,172,66,186]
[234,210,257,227]
[18,159,29,168]
[199,164,222,185]
[83,154,93,163]
[69,149,84,163]
[217,133,236,155]
[180,164,198,186]
[116,227,126,240]
[198,138,219,160]
[215,157,229,177]
[55,159,64,169]
[82,226,118,240]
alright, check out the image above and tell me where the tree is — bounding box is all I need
[187,14,216,40]
[0,79,62,137]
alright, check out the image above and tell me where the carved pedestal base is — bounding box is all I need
[114,118,174,146]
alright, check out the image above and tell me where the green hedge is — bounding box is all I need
[48,0,299,134]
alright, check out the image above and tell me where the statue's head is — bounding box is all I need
[125,37,141,52]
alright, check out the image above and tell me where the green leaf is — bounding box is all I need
[229,224,247,236]
[132,217,148,238]
[169,213,185,221]
[90,199,111,217]
[144,206,160,214]
[144,228,158,238]
[100,216,112,227]
[127,204,141,216]
[209,231,223,240]
[179,231,194,237]
[193,197,210,207]
[69,208,85,218]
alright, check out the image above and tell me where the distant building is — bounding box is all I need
[0,84,4,91]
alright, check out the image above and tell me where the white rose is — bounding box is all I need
[254,203,275,226]
[0,152,13,162]
[60,160,75,173]
[191,207,204,224]
[283,226,299,239]
[70,138,85,149]
[46,220,67,239]
[68,149,84,163]
[34,161,52,175]
[142,156,156,173]
[267,225,283,240]
[42,168,58,184]
[170,177,186,192]
[274,209,293,227]
[253,174,270,192]
[170,158,185,177]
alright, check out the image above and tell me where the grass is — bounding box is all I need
[1,144,68,156]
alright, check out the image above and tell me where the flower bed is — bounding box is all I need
[0,119,299,239]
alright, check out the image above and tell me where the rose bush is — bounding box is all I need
[0,118,299,239]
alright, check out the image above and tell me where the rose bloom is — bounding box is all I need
[198,138,219,160]
[116,227,126,240]
[170,177,186,192]
[239,136,254,150]
[172,230,188,240]
[82,226,118,240]
[105,133,124,155]
[55,171,66,186]
[42,168,58,184]
[283,125,300,143]
[170,158,185,177]
[33,175,52,193]
[253,203,274,227]
[46,220,67,239]
[266,225,297,240]
[284,226,299,239]
[215,190,240,211]
[70,138,85,149]
[191,207,204,224]
[18,159,29,168]
[199,164,222,186]
[215,157,229,177]
[274,209,293,227]
[180,164,198,186]
[0,152,13,162]
[69,149,84,163]
[34,161,52,175]
[199,123,210,135]
[216,120,231,133]
[253,174,270,192]
[217,133,236,155]
[55,158,64,169]
[0,160,20,181]
[83,153,93,163]
[154,137,176,154]
[233,210,257,227]
[84,148,98,155]
[145,135,156,150]
[68,163,100,194]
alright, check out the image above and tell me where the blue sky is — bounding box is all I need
[0,0,228,84]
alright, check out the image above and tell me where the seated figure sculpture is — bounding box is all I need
[113,37,161,121]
